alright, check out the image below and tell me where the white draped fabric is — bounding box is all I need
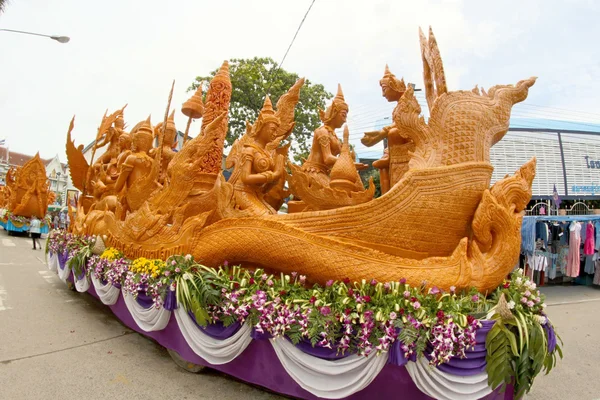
[91,276,120,305]
[52,253,497,400]
[405,356,492,400]
[47,253,58,272]
[74,274,91,293]
[123,291,171,332]
[174,306,253,365]
[57,259,72,282]
[269,337,387,399]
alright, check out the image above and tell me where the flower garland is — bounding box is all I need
[47,233,562,399]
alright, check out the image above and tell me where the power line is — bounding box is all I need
[265,0,317,96]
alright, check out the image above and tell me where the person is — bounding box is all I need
[65,213,70,230]
[59,212,66,229]
[30,216,42,250]
[53,214,59,230]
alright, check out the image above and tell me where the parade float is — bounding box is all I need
[0,155,52,234]
[46,27,562,399]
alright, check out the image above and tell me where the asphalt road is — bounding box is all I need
[0,230,599,399]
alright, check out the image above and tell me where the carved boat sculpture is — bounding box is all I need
[66,27,536,293]
[6,154,51,218]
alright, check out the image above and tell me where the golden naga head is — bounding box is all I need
[380,64,406,101]
[250,96,280,139]
[320,84,349,126]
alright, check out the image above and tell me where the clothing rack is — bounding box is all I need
[521,215,600,287]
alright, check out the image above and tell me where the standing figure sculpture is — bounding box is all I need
[361,65,415,194]
[227,96,285,216]
[114,117,160,215]
[93,117,127,177]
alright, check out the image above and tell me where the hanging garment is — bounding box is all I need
[533,253,548,272]
[584,222,595,255]
[557,245,569,275]
[560,222,570,246]
[594,255,600,285]
[566,222,581,277]
[536,222,549,248]
[584,255,596,275]
[521,217,537,255]
[595,222,600,251]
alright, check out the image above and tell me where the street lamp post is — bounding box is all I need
[0,28,70,43]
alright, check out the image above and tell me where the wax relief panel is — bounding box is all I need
[66,28,536,292]
[7,155,51,218]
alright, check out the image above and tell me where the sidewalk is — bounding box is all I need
[527,285,600,400]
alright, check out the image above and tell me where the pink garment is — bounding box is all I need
[567,222,581,277]
[584,222,595,255]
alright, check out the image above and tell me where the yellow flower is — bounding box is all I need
[100,248,122,261]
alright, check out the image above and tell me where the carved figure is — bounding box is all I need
[287,85,373,211]
[362,65,415,194]
[8,154,51,218]
[114,117,159,214]
[224,96,285,215]
[304,84,348,188]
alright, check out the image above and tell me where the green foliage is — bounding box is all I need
[485,270,563,399]
[189,57,333,162]
[360,169,381,198]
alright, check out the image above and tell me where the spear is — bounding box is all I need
[157,80,175,176]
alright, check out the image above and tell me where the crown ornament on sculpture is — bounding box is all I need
[319,84,348,123]
[250,96,280,137]
[380,64,407,94]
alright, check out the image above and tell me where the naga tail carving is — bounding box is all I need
[469,158,536,292]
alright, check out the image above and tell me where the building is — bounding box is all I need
[490,124,600,201]
[0,147,77,207]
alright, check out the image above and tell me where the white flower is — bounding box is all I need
[183,272,193,281]
[541,303,547,309]
[534,315,547,325]
[507,300,515,310]
[528,282,537,290]
[515,277,522,285]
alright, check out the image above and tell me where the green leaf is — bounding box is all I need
[503,327,519,357]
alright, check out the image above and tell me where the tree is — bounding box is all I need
[359,168,381,198]
[189,57,333,162]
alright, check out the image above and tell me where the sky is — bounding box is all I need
[1,0,600,162]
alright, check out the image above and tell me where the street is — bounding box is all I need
[0,231,599,400]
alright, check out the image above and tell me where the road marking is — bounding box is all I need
[36,256,46,265]
[38,271,56,284]
[1,239,15,247]
[0,277,12,311]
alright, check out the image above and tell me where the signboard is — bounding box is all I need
[571,185,600,194]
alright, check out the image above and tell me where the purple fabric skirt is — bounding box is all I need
[82,280,513,400]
